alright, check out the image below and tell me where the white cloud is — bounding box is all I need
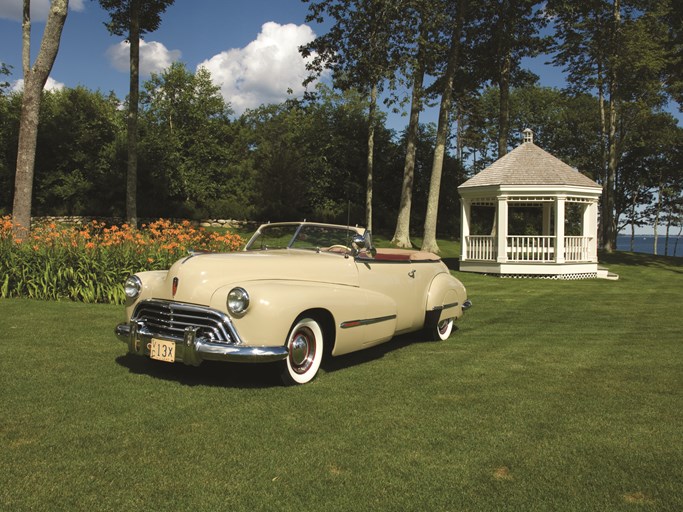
[106,39,181,76]
[11,76,65,92]
[0,0,85,22]
[197,22,320,115]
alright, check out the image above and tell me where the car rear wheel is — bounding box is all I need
[281,317,324,385]
[430,317,454,341]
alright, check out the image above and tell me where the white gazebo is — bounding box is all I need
[458,129,605,279]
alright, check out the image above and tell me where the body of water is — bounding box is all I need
[617,234,682,257]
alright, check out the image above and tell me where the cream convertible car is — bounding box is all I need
[115,222,471,384]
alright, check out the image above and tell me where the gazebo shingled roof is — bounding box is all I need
[459,139,601,190]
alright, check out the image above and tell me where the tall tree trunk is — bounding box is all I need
[497,52,511,158]
[126,0,140,227]
[421,0,465,254]
[604,90,618,252]
[603,0,621,253]
[665,211,671,256]
[597,61,608,249]
[365,82,378,232]
[12,0,69,237]
[653,184,661,255]
[392,40,426,248]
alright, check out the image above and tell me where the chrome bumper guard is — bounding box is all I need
[115,322,289,366]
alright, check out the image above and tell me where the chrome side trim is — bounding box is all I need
[431,301,459,312]
[340,314,397,329]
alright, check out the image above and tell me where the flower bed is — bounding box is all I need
[0,217,243,304]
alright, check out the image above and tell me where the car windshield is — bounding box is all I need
[245,224,361,252]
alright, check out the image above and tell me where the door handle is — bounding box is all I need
[408,270,416,278]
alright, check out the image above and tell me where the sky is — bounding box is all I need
[0,0,328,115]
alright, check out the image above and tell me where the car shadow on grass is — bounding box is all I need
[114,329,448,388]
[320,329,453,374]
[115,354,283,388]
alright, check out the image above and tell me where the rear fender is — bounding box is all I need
[425,273,468,325]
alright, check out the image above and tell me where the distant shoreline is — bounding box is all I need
[616,234,682,257]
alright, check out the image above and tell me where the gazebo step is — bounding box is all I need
[597,267,620,280]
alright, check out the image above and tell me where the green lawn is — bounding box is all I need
[1,251,681,511]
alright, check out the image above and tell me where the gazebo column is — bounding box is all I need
[584,200,599,261]
[542,203,552,236]
[460,199,471,261]
[496,196,508,263]
[555,195,566,263]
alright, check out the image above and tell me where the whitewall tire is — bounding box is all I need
[431,317,454,341]
[281,317,324,385]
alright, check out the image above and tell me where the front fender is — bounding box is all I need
[125,270,169,319]
[210,281,397,356]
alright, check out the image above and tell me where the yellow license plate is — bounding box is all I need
[150,338,175,363]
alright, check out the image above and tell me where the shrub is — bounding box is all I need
[0,217,243,304]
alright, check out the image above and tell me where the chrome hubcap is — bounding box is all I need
[290,327,315,373]
[438,320,450,335]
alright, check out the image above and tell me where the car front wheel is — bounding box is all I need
[281,317,324,385]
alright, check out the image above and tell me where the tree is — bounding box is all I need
[548,0,670,251]
[476,0,548,157]
[390,32,426,247]
[31,87,122,216]
[638,116,683,255]
[302,0,405,231]
[138,63,241,218]
[1,66,19,214]
[12,0,69,236]
[97,0,174,227]
[664,0,683,109]
[421,0,466,254]
[391,0,440,247]
[0,62,11,91]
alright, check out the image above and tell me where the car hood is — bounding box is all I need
[165,249,359,304]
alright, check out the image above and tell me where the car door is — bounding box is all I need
[355,256,424,334]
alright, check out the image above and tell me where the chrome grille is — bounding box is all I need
[132,299,234,343]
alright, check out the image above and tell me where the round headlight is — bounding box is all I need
[227,287,250,314]
[124,275,142,299]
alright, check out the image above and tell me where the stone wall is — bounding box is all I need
[31,216,252,230]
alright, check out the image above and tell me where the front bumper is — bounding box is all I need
[115,322,289,366]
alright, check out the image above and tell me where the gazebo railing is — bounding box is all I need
[464,235,593,262]
[564,236,592,262]
[507,236,555,262]
[465,235,497,260]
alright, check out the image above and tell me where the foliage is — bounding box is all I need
[0,61,10,92]
[0,217,243,304]
[97,0,175,36]
[547,0,673,250]
[138,63,244,218]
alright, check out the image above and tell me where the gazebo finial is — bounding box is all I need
[523,128,534,144]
